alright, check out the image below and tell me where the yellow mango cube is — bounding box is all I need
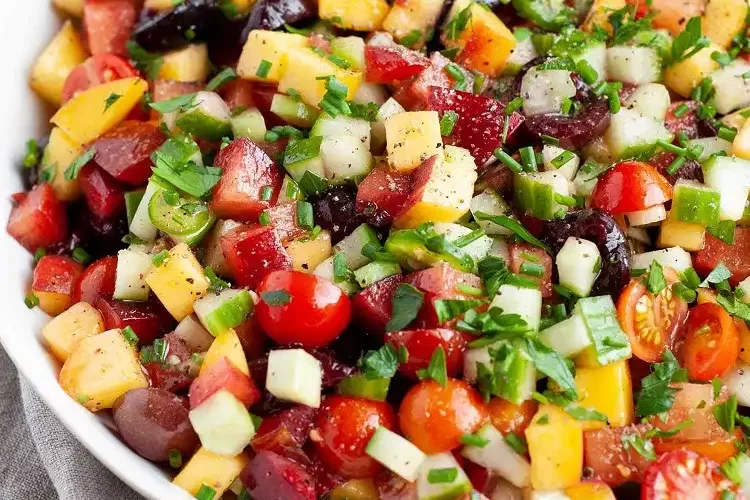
[237,31,309,83]
[582,0,628,32]
[278,49,362,107]
[565,482,616,500]
[173,447,249,497]
[30,20,87,107]
[664,45,723,98]
[574,361,634,431]
[53,0,84,16]
[319,0,391,31]
[146,243,210,321]
[144,0,175,10]
[201,328,249,376]
[383,0,444,46]
[385,111,444,172]
[42,302,104,362]
[702,0,748,49]
[158,44,211,82]
[42,127,84,202]
[59,329,149,411]
[723,107,750,131]
[733,118,750,160]
[329,479,378,500]
[287,230,332,273]
[525,405,583,491]
[657,213,706,251]
[51,77,148,144]
[443,0,517,75]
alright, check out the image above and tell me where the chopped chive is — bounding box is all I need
[168,449,182,469]
[575,59,598,85]
[259,211,271,226]
[153,338,168,363]
[453,228,485,248]
[561,97,573,115]
[554,193,577,207]
[550,303,567,321]
[327,54,351,69]
[296,201,314,230]
[505,97,523,115]
[34,248,46,263]
[439,111,460,136]
[444,63,465,83]
[540,135,559,145]
[260,185,274,201]
[520,261,545,277]
[24,294,39,309]
[152,250,169,267]
[551,150,574,168]
[196,485,216,500]
[121,326,139,344]
[519,146,537,172]
[494,149,523,173]
[593,81,609,97]
[72,247,92,265]
[657,139,687,156]
[427,467,458,484]
[400,29,422,48]
[718,125,738,142]
[673,103,690,118]
[264,130,280,142]
[608,93,621,114]
[205,67,238,92]
[255,59,273,79]
[440,48,460,60]
[666,155,686,175]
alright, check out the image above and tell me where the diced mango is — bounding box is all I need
[42,127,84,202]
[51,77,148,144]
[663,44,723,98]
[286,230,332,273]
[657,213,706,251]
[723,107,750,131]
[173,447,249,497]
[42,302,104,362]
[443,0,516,75]
[35,290,75,317]
[145,242,211,321]
[53,0,84,16]
[525,405,583,491]
[201,328,249,376]
[329,479,378,500]
[230,0,256,15]
[59,329,149,411]
[703,0,747,49]
[565,482,616,500]
[573,361,634,431]
[733,117,750,160]
[237,31,309,84]
[158,44,211,82]
[30,20,87,106]
[144,0,175,10]
[737,318,750,364]
[385,111,444,172]
[278,48,362,107]
[319,0,391,31]
[382,0,444,47]
[573,345,605,368]
[582,0,628,32]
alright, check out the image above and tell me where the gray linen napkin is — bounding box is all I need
[0,346,144,500]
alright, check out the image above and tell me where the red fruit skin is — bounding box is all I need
[7,183,68,252]
[375,471,418,500]
[234,316,268,361]
[352,274,404,335]
[427,86,524,166]
[265,203,307,243]
[241,450,317,500]
[355,167,413,226]
[144,362,193,394]
[73,255,117,304]
[508,242,553,297]
[393,52,474,110]
[695,228,750,286]
[312,395,397,479]
[365,43,431,84]
[78,163,126,219]
[62,54,138,104]
[405,263,483,328]
[189,356,261,409]
[32,256,83,298]
[385,329,468,380]
[220,225,293,289]
[583,423,653,486]
[210,138,284,221]
[94,296,175,345]
[665,101,700,140]
[251,405,319,454]
[92,121,166,186]
[82,0,136,57]
[219,79,256,111]
[589,161,673,214]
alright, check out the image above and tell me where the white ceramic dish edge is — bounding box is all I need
[0,3,195,499]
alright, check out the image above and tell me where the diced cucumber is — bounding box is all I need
[725,362,750,407]
[330,36,366,71]
[556,237,600,297]
[310,113,371,148]
[277,175,304,204]
[572,160,609,197]
[687,137,732,161]
[202,219,242,277]
[385,229,474,272]
[731,452,750,497]
[313,256,360,295]
[320,134,374,183]
[541,145,580,181]
[606,46,662,84]
[283,136,325,182]
[173,314,214,352]
[148,189,216,246]
[672,179,722,226]
[702,155,750,221]
[266,349,323,408]
[230,108,266,143]
[710,60,750,115]
[337,375,390,401]
[353,82,389,106]
[416,453,472,500]
[604,108,672,160]
[353,261,402,288]
[738,277,750,304]
[460,424,531,488]
[333,223,380,270]
[624,83,671,121]
[491,284,542,332]
[574,296,632,366]
[175,91,231,140]
[130,178,170,242]
[657,213,707,252]
[489,237,510,262]
[514,171,570,220]
[373,98,405,154]
[193,289,254,337]
[521,67,576,116]
[366,426,426,483]
[463,347,492,384]
[631,29,672,59]
[575,41,607,83]
[632,247,693,274]
[125,189,145,226]
[583,136,615,165]
[188,390,256,457]
[113,249,152,302]
[434,223,494,263]
[539,313,592,358]
[626,204,667,227]
[470,189,513,236]
[503,38,539,76]
[270,94,320,128]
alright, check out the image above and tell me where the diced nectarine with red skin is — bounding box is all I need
[73,255,117,304]
[7,183,69,253]
[210,138,284,221]
[32,256,83,316]
[220,225,293,288]
[219,81,284,127]
[695,228,750,286]
[92,121,166,186]
[355,167,413,226]
[79,163,126,219]
[251,404,319,454]
[393,52,474,110]
[265,203,307,243]
[234,315,268,360]
[82,0,137,57]
[365,37,430,84]
[352,274,403,335]
[241,450,317,500]
[583,423,653,486]
[405,263,483,328]
[508,242,553,298]
[385,329,468,380]
[189,356,261,409]
[94,296,175,345]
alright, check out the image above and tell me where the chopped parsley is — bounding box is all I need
[416,346,448,387]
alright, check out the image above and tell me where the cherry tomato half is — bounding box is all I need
[641,450,739,500]
[61,54,138,104]
[590,161,672,214]
[255,270,351,348]
[312,395,396,479]
[72,255,117,304]
[617,267,689,362]
[680,303,739,381]
[384,329,468,380]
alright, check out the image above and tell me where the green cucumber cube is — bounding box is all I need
[313,256,361,295]
[333,223,380,269]
[283,136,325,182]
[193,289,254,336]
[338,375,390,401]
[230,108,266,143]
[631,247,693,274]
[113,248,151,302]
[270,93,319,128]
[266,349,322,408]
[672,179,721,227]
[539,314,592,358]
[353,261,402,288]
[605,108,672,160]
[702,155,750,221]
[175,91,232,141]
[460,424,531,488]
[125,189,145,226]
[574,296,632,366]
[555,236,601,297]
[514,171,569,221]
[330,36,366,71]
[491,284,542,332]
[434,223,493,263]
[366,426,426,483]
[470,189,513,236]
[416,453,472,500]
[188,390,256,457]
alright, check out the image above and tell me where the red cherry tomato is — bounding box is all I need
[312,395,396,479]
[61,54,138,104]
[681,303,740,381]
[384,329,468,380]
[590,161,672,214]
[641,450,740,499]
[399,379,489,454]
[73,256,118,304]
[255,271,351,347]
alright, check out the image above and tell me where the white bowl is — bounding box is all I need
[0,3,194,499]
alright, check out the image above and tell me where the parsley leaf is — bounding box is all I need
[149,93,197,114]
[386,284,424,332]
[206,67,238,92]
[670,17,710,64]
[204,267,230,293]
[126,41,164,80]
[646,260,667,295]
[359,343,399,379]
[104,93,122,112]
[460,431,490,448]
[504,432,528,454]
[713,395,738,433]
[434,299,486,324]
[608,4,654,45]
[64,147,96,180]
[636,351,686,417]
[260,290,291,306]
[643,419,694,439]
[701,263,733,287]
[720,453,746,484]
[473,212,550,253]
[333,253,355,283]
[445,4,472,41]
[349,102,380,122]
[477,256,511,298]
[524,338,577,399]
[621,433,656,461]
[150,135,221,199]
[416,346,448,387]
[543,390,609,423]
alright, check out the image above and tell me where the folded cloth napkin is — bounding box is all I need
[0,346,144,500]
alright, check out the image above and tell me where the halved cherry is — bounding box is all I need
[680,303,739,381]
[590,161,672,214]
[61,54,138,104]
[641,449,739,499]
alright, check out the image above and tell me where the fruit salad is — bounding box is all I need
[12,0,750,498]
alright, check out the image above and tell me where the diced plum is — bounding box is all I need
[7,183,68,253]
[221,224,293,288]
[310,186,368,244]
[265,203,307,243]
[92,121,166,186]
[251,404,319,453]
[665,101,700,140]
[352,274,404,335]
[235,315,269,361]
[475,162,515,196]
[241,450,317,500]
[83,0,136,57]
[650,151,703,185]
[189,356,261,409]
[32,255,83,315]
[583,423,653,486]
[525,98,611,150]
[242,0,317,34]
[79,164,126,219]
[405,263,483,328]
[73,255,118,304]
[384,329,468,380]
[508,242,553,297]
[219,80,256,111]
[52,208,129,261]
[427,86,524,166]
[393,52,474,110]
[355,167,413,227]
[152,80,203,104]
[94,296,175,345]
[211,138,284,221]
[144,361,194,394]
[365,37,431,84]
[695,228,750,287]
[132,0,224,52]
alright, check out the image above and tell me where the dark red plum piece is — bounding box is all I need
[92,121,165,186]
[94,296,175,345]
[240,450,317,500]
[251,404,318,454]
[352,274,404,336]
[650,151,704,185]
[7,183,68,252]
[310,186,368,244]
[73,255,117,304]
[242,0,317,36]
[525,98,611,150]
[50,206,128,260]
[79,163,126,219]
[132,0,224,52]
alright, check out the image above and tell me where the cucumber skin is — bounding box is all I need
[203,290,254,336]
[176,112,232,141]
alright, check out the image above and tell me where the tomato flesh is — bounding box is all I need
[78,163,126,219]
[641,450,738,499]
[584,424,653,487]
[590,161,672,214]
[681,303,739,381]
[487,398,538,436]
[82,0,137,57]
[356,167,413,226]
[695,228,750,287]
[508,242,553,297]
[251,405,318,454]
[62,54,138,104]
[189,357,261,409]
[7,183,68,252]
[384,329,468,380]
[73,255,117,304]
[220,225,293,289]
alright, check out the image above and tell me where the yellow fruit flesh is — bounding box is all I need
[30,20,87,107]
[42,302,104,362]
